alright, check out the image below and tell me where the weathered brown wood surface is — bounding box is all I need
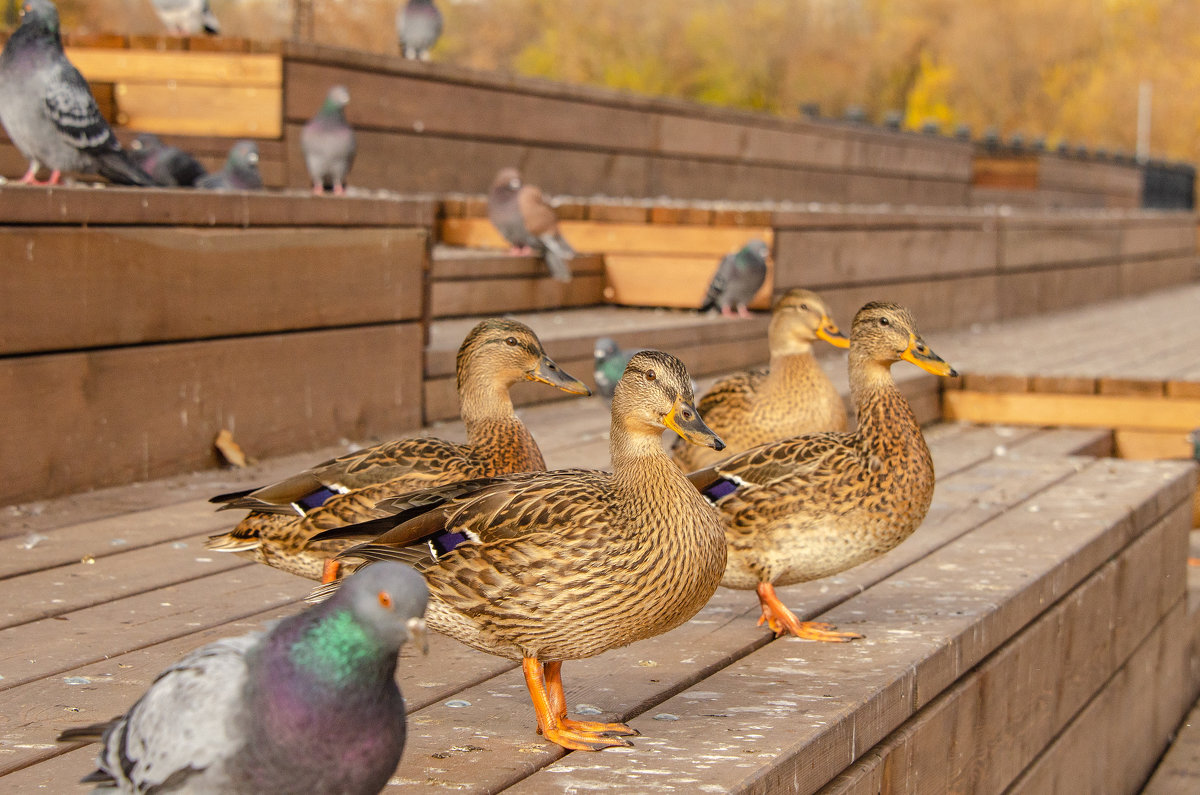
[430,247,606,319]
[1,406,1189,793]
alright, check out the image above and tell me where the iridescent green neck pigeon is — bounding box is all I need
[58,562,428,794]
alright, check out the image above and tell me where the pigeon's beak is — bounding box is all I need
[508,178,521,190]
[406,616,428,655]
[247,151,260,165]
[526,354,592,396]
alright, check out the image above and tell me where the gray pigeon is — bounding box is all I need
[58,562,428,794]
[130,133,207,187]
[152,0,220,35]
[398,0,443,61]
[197,140,263,191]
[0,0,156,187]
[487,167,575,282]
[700,239,770,317]
[593,337,638,402]
[301,85,356,195]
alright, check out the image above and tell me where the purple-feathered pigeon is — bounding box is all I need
[487,167,576,282]
[398,0,443,61]
[700,239,770,317]
[301,85,356,195]
[151,0,220,35]
[0,0,156,186]
[58,562,429,794]
[197,139,263,191]
[130,133,207,187]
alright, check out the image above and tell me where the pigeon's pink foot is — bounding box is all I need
[311,183,325,195]
[737,306,753,318]
[18,164,39,184]
[509,246,535,256]
[333,184,345,196]
[47,170,62,186]
[720,306,736,318]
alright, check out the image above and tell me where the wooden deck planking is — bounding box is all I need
[0,424,1124,790]
[507,460,1193,794]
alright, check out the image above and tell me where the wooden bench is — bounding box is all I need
[1,388,1194,792]
[439,202,775,311]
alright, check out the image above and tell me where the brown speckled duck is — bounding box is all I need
[308,351,727,751]
[204,318,590,582]
[689,302,957,641]
[672,288,850,472]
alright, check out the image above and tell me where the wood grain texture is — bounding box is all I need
[1,324,424,505]
[943,390,1200,433]
[1,226,426,355]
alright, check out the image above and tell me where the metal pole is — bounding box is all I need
[1136,80,1152,163]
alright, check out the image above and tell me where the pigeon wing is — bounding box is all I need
[44,61,116,153]
[96,634,257,791]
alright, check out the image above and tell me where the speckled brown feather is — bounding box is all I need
[316,351,729,664]
[673,288,848,471]
[205,319,584,580]
[700,302,951,591]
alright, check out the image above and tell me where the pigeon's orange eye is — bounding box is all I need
[377,591,394,609]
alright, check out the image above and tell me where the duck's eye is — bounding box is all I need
[645,369,657,382]
[800,304,809,311]
[680,407,694,421]
[505,337,518,346]
[879,317,890,327]
[377,591,394,609]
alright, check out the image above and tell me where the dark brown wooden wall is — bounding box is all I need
[0,187,435,505]
[278,44,974,205]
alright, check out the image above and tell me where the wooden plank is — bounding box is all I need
[0,184,436,227]
[65,49,282,87]
[1,324,425,506]
[943,390,1200,433]
[1,227,426,355]
[773,224,996,289]
[603,254,774,310]
[430,249,605,280]
[1114,429,1194,460]
[439,218,773,257]
[430,273,605,318]
[114,82,281,137]
[829,596,1187,795]
[1009,597,1189,794]
[1143,689,1200,794]
[824,510,1188,795]
[499,459,1193,793]
[0,566,310,692]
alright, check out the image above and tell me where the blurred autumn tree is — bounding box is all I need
[11,0,1199,163]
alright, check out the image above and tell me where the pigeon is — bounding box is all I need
[700,239,770,317]
[487,167,576,282]
[129,133,207,187]
[398,0,443,61]
[0,0,156,187]
[593,337,639,402]
[301,85,356,195]
[197,140,263,191]
[151,0,220,36]
[58,562,428,794]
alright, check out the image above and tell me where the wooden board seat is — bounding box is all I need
[430,246,607,319]
[1,409,1190,793]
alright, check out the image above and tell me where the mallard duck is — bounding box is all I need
[688,302,957,641]
[205,318,590,582]
[673,288,850,472]
[308,351,727,751]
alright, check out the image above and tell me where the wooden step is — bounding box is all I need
[430,246,606,318]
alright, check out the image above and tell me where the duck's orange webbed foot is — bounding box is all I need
[526,659,636,751]
[756,582,863,642]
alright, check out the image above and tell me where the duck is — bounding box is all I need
[205,318,590,583]
[672,288,850,472]
[307,350,728,751]
[688,302,957,641]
